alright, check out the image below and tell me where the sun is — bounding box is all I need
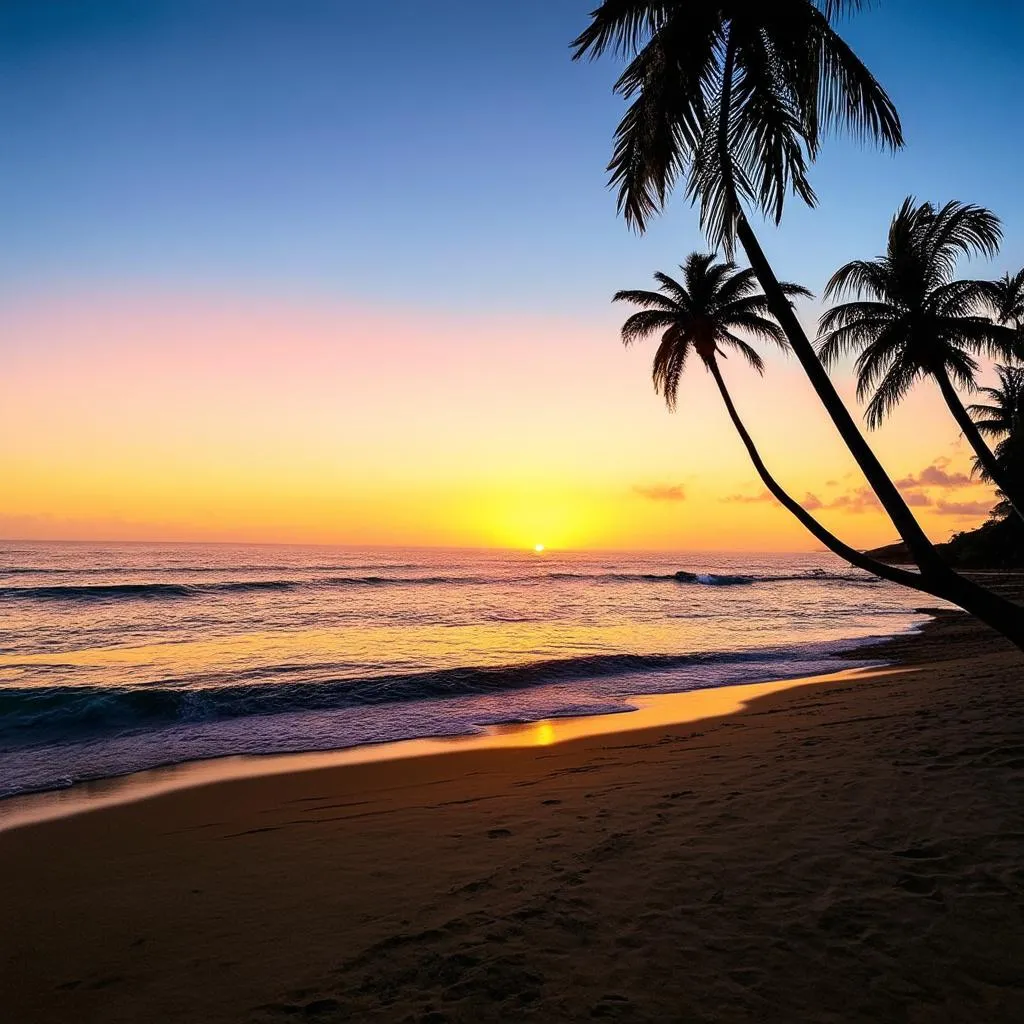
[533,543,545,553]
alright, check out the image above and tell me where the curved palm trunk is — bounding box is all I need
[735,218,1024,647]
[714,34,943,575]
[736,218,939,566]
[932,365,1024,523]
[706,357,944,595]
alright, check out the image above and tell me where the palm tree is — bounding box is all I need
[990,270,1024,332]
[969,364,1024,440]
[969,364,1024,519]
[818,199,1023,519]
[573,2,1024,644]
[617,254,946,591]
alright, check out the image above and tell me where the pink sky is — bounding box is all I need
[0,291,998,551]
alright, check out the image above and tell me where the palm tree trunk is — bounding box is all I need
[731,219,1024,648]
[735,218,940,566]
[705,29,1024,646]
[932,365,1024,522]
[715,32,943,575]
[706,357,943,594]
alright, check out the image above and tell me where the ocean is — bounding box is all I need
[0,542,934,801]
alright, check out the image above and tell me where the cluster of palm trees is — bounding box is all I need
[615,202,1024,571]
[573,0,1024,648]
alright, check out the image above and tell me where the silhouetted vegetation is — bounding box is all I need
[616,254,953,588]
[818,199,1023,518]
[575,1,1024,646]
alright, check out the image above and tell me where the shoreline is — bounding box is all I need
[0,614,925,831]
[3,607,1022,1021]
[0,662,894,833]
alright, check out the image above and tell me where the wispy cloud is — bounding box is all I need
[821,486,882,513]
[721,491,773,504]
[633,484,686,502]
[935,499,992,517]
[904,491,933,507]
[896,459,973,490]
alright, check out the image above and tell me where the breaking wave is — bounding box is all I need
[0,568,880,603]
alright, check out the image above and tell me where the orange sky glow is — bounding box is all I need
[0,292,998,552]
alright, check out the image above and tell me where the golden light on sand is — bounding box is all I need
[531,721,556,746]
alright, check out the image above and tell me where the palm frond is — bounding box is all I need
[712,264,760,306]
[810,17,903,149]
[607,15,721,231]
[923,201,1002,277]
[929,278,997,319]
[943,316,1019,360]
[721,312,788,348]
[823,259,890,300]
[816,322,883,368]
[968,415,1009,438]
[612,288,679,311]
[570,2,670,61]
[991,269,1024,326]
[719,331,767,373]
[940,345,981,392]
[863,357,920,428]
[729,32,816,224]
[818,300,895,332]
[779,280,815,301]
[651,327,692,409]
[816,0,875,17]
[620,309,681,345]
[651,271,693,309]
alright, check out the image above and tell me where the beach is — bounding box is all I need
[2,608,1023,1022]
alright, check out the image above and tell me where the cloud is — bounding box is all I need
[721,491,773,504]
[903,491,933,507]
[935,500,992,517]
[821,486,882,513]
[896,461,973,490]
[633,484,686,502]
[801,493,823,511]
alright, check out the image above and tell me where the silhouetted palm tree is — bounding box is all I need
[991,270,1024,332]
[818,199,1022,518]
[969,365,1024,519]
[616,255,941,588]
[574,2,1024,643]
[969,364,1024,441]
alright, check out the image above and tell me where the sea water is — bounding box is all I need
[0,542,936,799]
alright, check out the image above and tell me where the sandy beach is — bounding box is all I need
[2,610,1023,1023]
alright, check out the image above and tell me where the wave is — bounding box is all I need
[0,645,854,749]
[0,562,426,577]
[0,568,881,604]
[0,580,298,602]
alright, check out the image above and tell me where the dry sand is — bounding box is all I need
[2,610,1023,1022]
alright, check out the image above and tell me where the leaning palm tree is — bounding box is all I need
[617,254,946,591]
[818,199,1023,519]
[573,2,1024,643]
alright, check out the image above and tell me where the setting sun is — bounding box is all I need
[534,543,545,553]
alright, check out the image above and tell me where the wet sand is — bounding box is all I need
[2,610,1023,1022]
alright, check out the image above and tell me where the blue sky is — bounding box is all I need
[1,0,1023,315]
[3,2,1023,549]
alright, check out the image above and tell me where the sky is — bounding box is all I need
[2,0,1023,551]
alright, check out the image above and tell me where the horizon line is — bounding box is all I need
[0,536,834,556]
